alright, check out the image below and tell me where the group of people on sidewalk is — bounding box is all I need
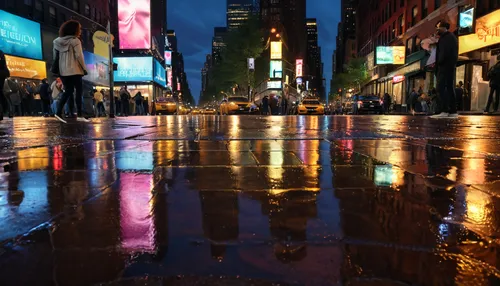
[260,95,288,115]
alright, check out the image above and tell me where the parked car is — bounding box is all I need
[343,95,383,114]
[220,96,259,115]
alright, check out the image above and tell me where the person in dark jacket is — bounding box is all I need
[485,60,500,114]
[383,93,391,114]
[261,96,269,115]
[432,21,459,118]
[39,79,51,117]
[0,50,10,121]
[455,81,464,111]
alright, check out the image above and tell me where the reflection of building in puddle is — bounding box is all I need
[199,191,239,260]
[116,142,154,171]
[119,173,156,252]
[264,190,318,263]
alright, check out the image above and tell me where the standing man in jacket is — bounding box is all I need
[0,50,10,121]
[39,79,51,117]
[432,21,459,118]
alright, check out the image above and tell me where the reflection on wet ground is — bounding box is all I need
[1,115,500,285]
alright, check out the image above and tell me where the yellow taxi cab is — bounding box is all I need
[202,106,217,115]
[191,107,202,115]
[154,97,177,115]
[177,104,190,115]
[220,96,259,115]
[297,98,325,115]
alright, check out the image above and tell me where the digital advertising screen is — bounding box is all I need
[118,0,151,50]
[164,50,172,66]
[167,68,172,88]
[83,51,110,86]
[5,55,46,80]
[0,10,43,60]
[113,57,153,82]
[270,41,282,59]
[269,60,283,78]
[296,59,303,77]
[375,46,405,65]
[153,59,166,87]
[458,7,475,36]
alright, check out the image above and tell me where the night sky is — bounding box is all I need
[167,0,341,104]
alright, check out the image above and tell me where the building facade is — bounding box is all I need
[227,0,254,31]
[306,19,323,99]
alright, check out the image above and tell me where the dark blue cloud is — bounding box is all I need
[168,0,340,103]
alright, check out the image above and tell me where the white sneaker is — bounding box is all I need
[448,113,459,118]
[430,112,449,119]
[77,117,90,122]
[54,114,67,124]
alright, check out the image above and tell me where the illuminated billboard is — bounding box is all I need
[270,41,282,59]
[267,81,282,89]
[459,9,500,54]
[113,57,153,82]
[5,55,46,80]
[296,59,303,77]
[166,68,172,88]
[164,50,172,66]
[375,46,405,65]
[458,6,475,36]
[83,52,109,86]
[269,60,282,78]
[118,0,151,50]
[153,59,166,87]
[0,10,42,60]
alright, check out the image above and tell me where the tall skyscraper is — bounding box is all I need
[212,27,228,65]
[306,19,323,98]
[227,0,254,30]
[336,0,357,73]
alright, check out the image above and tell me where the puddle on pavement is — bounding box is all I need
[0,129,499,284]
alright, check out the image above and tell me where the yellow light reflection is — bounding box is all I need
[466,191,491,225]
[18,148,49,171]
[268,141,284,184]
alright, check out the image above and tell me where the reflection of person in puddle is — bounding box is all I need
[62,186,88,221]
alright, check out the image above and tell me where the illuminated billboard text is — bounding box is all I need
[0,10,42,60]
[83,51,110,86]
[153,59,166,87]
[114,57,153,82]
[296,59,303,77]
[375,46,405,65]
[5,55,46,80]
[270,41,282,59]
[459,9,500,54]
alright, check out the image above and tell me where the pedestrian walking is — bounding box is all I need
[408,88,418,112]
[0,50,10,121]
[52,20,89,124]
[484,59,500,114]
[281,96,288,115]
[455,81,465,111]
[4,78,22,116]
[261,96,269,115]
[94,89,105,117]
[120,86,131,116]
[431,21,459,118]
[134,91,144,115]
[39,79,51,117]
[383,93,391,114]
[114,90,121,116]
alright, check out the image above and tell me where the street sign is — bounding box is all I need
[248,58,255,70]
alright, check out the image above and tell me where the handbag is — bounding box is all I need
[50,50,60,75]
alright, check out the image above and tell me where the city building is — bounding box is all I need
[306,18,323,99]
[353,0,493,111]
[212,27,228,65]
[335,0,357,74]
[255,0,306,103]
[227,0,254,31]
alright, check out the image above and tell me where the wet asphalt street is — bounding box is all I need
[1,115,500,285]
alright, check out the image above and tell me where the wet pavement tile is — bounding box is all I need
[0,116,500,285]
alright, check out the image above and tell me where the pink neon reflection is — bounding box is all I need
[118,0,151,49]
[120,173,155,251]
